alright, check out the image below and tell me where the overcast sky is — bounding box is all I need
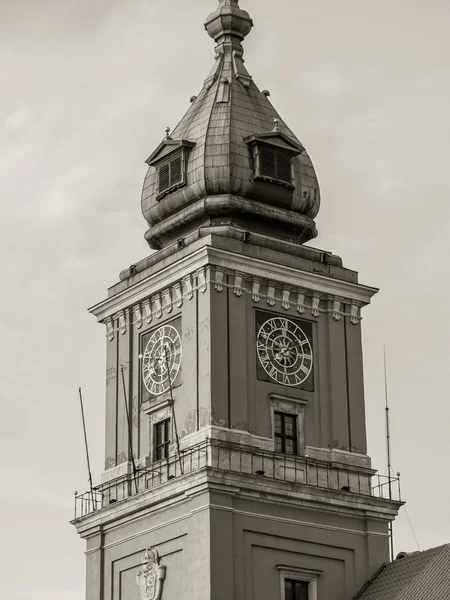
[1,0,450,598]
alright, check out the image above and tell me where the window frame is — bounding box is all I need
[278,566,321,600]
[284,578,309,600]
[153,418,171,462]
[274,411,299,456]
[269,394,308,457]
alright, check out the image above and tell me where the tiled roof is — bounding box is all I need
[354,544,450,600]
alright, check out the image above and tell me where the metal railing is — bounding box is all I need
[73,438,401,520]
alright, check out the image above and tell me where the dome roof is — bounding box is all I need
[141,0,320,250]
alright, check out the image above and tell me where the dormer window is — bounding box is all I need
[245,131,304,189]
[145,138,195,200]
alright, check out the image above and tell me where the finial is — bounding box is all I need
[205,0,253,45]
[273,118,280,131]
[165,127,172,140]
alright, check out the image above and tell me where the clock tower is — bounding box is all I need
[72,2,402,599]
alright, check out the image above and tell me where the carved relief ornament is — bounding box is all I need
[136,547,166,600]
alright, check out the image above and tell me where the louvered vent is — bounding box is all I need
[260,147,292,184]
[261,148,276,179]
[158,151,183,193]
[171,154,182,184]
[159,163,170,192]
[277,152,292,183]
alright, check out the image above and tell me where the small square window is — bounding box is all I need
[154,419,170,461]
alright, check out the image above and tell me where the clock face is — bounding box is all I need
[141,324,182,396]
[256,315,313,387]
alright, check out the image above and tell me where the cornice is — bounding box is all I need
[88,244,210,321]
[89,242,379,345]
[89,242,377,325]
[207,246,378,304]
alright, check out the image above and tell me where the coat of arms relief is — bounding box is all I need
[136,547,166,600]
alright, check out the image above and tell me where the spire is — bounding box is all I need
[204,0,253,47]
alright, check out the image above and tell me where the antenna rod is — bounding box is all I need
[120,366,139,494]
[78,388,96,511]
[383,345,394,561]
[164,347,184,475]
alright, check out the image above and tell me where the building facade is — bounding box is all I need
[72,2,402,599]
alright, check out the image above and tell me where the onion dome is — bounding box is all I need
[141,0,320,251]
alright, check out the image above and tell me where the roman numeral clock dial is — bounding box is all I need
[141,324,182,397]
[256,314,314,389]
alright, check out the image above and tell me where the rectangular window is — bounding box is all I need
[154,419,170,461]
[285,579,309,600]
[274,412,298,455]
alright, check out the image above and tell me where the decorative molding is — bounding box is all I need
[142,397,172,419]
[311,297,320,318]
[252,279,261,302]
[134,305,143,329]
[217,77,230,103]
[136,547,166,600]
[142,299,152,324]
[296,293,306,314]
[234,273,243,297]
[89,243,377,323]
[183,274,193,300]
[97,257,370,335]
[350,304,360,325]
[332,300,342,321]
[270,395,307,417]
[214,269,224,292]
[204,48,223,90]
[267,285,276,306]
[118,311,127,335]
[269,394,307,456]
[105,317,114,341]
[269,393,308,407]
[154,295,162,319]
[197,267,207,293]
[232,49,252,88]
[282,288,291,310]
[173,283,183,308]
[162,289,172,314]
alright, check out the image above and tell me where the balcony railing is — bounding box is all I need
[73,438,402,520]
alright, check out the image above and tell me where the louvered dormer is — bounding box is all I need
[245,130,305,189]
[145,136,195,200]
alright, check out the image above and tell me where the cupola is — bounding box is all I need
[141,0,321,251]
